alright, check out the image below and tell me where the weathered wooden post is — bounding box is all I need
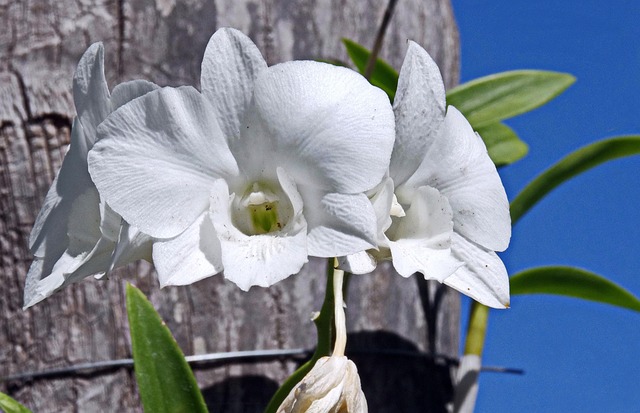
[0,1,460,411]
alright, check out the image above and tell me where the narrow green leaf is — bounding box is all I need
[342,38,399,100]
[447,70,575,128]
[126,284,208,413]
[476,122,529,166]
[0,393,32,413]
[511,136,640,224]
[511,266,640,312]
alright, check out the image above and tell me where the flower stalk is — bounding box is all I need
[263,258,337,413]
[332,259,347,357]
[363,0,399,80]
[270,259,366,413]
[464,302,489,357]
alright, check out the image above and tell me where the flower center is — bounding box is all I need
[385,194,408,242]
[232,182,292,235]
[386,186,454,245]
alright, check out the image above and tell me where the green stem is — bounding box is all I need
[263,258,337,413]
[463,302,489,357]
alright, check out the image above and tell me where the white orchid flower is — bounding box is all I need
[88,28,395,290]
[25,43,158,308]
[342,42,511,308]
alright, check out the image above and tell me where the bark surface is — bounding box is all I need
[0,1,460,411]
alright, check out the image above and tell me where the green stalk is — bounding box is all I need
[263,258,337,413]
[463,302,489,357]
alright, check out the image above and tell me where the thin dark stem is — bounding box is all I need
[1,348,523,383]
[416,277,447,356]
[364,0,399,80]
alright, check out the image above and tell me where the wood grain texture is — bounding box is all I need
[0,0,460,411]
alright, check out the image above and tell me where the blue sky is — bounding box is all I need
[451,1,640,411]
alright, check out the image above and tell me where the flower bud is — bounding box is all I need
[277,355,367,413]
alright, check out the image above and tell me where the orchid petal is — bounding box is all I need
[72,237,116,279]
[390,239,461,281]
[444,232,510,309]
[66,186,102,256]
[46,202,123,288]
[343,360,368,412]
[110,80,160,111]
[29,119,93,257]
[217,225,308,289]
[26,178,146,307]
[370,176,396,237]
[73,42,110,141]
[305,191,377,257]
[153,212,223,287]
[404,107,511,251]
[109,221,153,272]
[201,28,267,140]
[338,251,376,275]
[210,175,308,290]
[391,41,446,186]
[28,175,68,260]
[95,203,152,278]
[26,44,162,307]
[388,248,461,281]
[248,61,395,193]
[387,186,461,280]
[24,256,74,308]
[339,177,395,274]
[98,202,126,242]
[23,241,113,308]
[90,86,239,238]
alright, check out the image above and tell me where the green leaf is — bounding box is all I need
[0,393,32,413]
[511,266,640,312]
[447,70,576,129]
[511,136,640,224]
[342,38,399,100]
[476,122,529,166]
[126,284,208,413]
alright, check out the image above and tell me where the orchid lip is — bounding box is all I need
[231,181,293,236]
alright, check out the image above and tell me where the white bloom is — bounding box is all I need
[25,43,158,308]
[277,355,367,413]
[88,28,395,290]
[342,42,511,308]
